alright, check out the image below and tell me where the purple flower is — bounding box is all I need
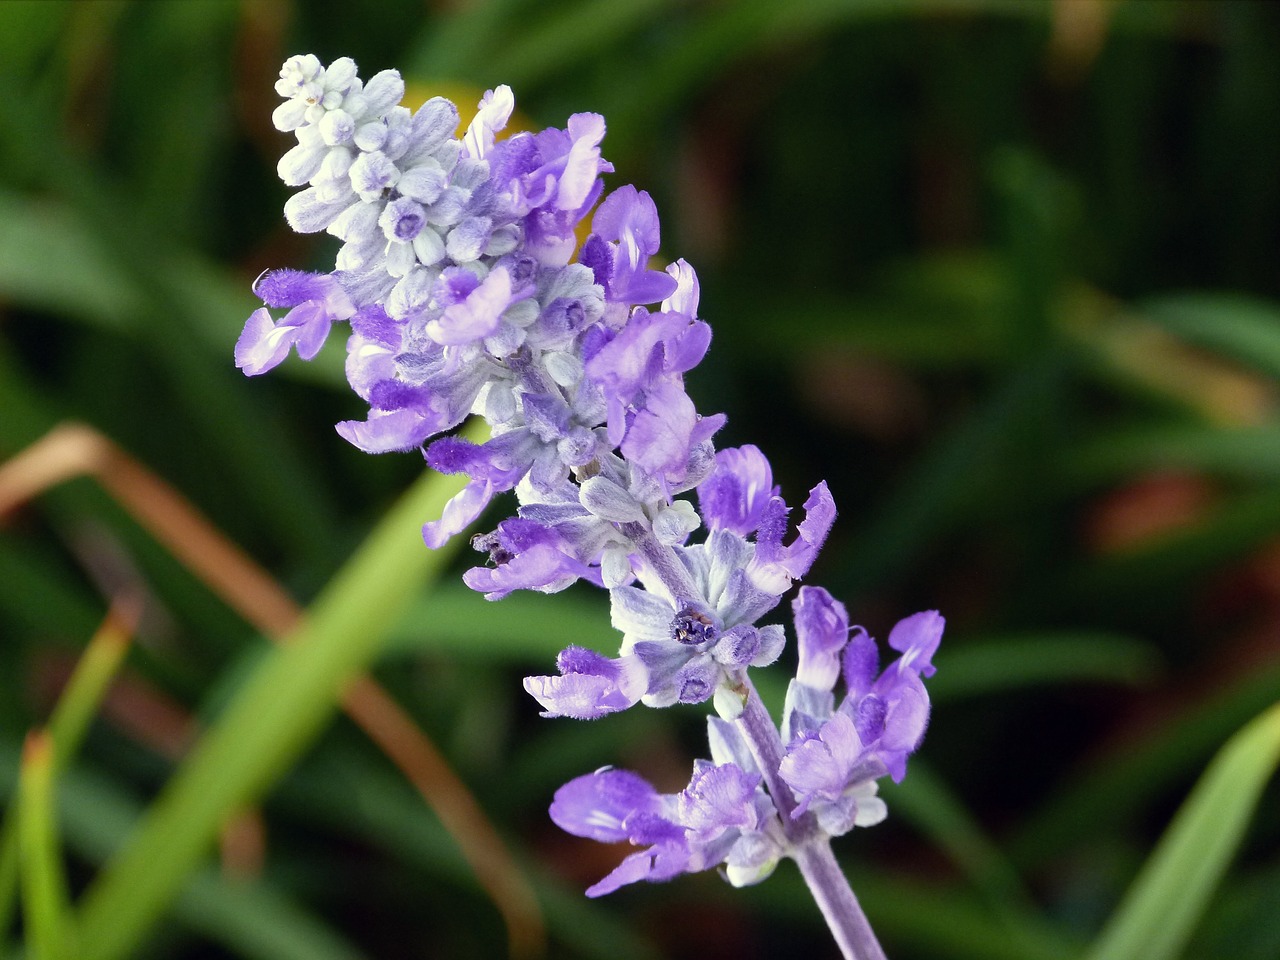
[422,478,497,550]
[549,768,660,842]
[524,646,647,719]
[239,62,947,932]
[887,609,943,679]
[516,113,612,266]
[586,186,677,304]
[424,265,513,346]
[548,758,777,897]
[793,586,849,691]
[619,381,725,487]
[778,710,888,835]
[748,481,838,595]
[464,517,600,599]
[605,556,785,710]
[584,307,715,454]
[235,271,355,375]
[779,607,944,834]
[698,445,779,537]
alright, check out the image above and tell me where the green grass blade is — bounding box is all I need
[45,610,134,769]
[18,732,74,960]
[74,458,474,960]
[1010,662,1280,869]
[1083,701,1280,960]
[0,609,132,948]
[0,739,367,960]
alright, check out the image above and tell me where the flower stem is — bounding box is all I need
[620,520,701,601]
[791,837,888,960]
[737,677,887,960]
[735,676,812,842]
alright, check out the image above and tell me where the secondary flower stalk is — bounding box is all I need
[237,54,944,959]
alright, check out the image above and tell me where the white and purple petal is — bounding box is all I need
[793,586,849,691]
[523,648,647,719]
[887,609,944,679]
[549,768,660,843]
[421,478,495,548]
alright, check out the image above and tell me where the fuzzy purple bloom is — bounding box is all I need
[235,272,355,375]
[698,445,779,537]
[587,186,677,304]
[793,586,849,691]
[524,646,647,719]
[749,481,837,595]
[549,758,776,897]
[464,518,599,599]
[780,608,944,835]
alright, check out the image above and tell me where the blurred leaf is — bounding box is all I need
[1062,486,1280,603]
[44,606,134,767]
[75,464,471,960]
[881,760,1045,935]
[1143,293,1280,382]
[0,91,344,561]
[413,0,676,91]
[1188,862,1280,960]
[1072,299,1276,426]
[406,0,531,85]
[1012,662,1280,869]
[0,193,147,332]
[1083,701,1280,960]
[0,739,367,960]
[839,348,1072,594]
[0,538,101,642]
[280,744,662,960]
[742,252,1017,366]
[0,340,54,451]
[744,861,1079,960]
[107,1,239,239]
[603,0,1045,144]
[0,1,71,86]
[382,584,608,662]
[990,146,1080,351]
[1067,422,1280,486]
[0,606,134,945]
[928,632,1163,701]
[17,733,73,960]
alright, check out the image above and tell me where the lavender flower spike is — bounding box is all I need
[237,54,943,960]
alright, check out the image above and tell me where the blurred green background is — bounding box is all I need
[2,1,1279,958]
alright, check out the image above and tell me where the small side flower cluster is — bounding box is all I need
[238,55,942,950]
[549,592,940,895]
